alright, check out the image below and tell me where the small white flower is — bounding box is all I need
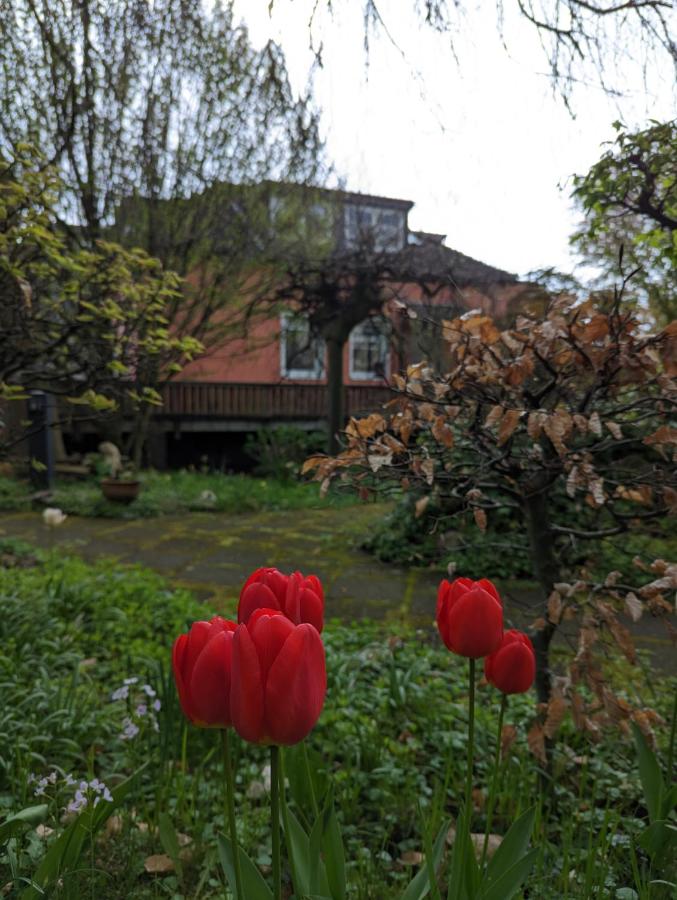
[152,699,161,712]
[34,786,45,797]
[103,787,113,802]
[142,684,156,698]
[136,704,147,717]
[47,772,57,784]
[124,677,139,686]
[43,507,67,527]
[111,685,129,701]
[65,774,76,786]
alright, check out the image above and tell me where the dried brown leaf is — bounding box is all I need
[498,409,522,446]
[624,592,643,622]
[544,697,567,739]
[415,496,430,519]
[473,508,487,532]
[527,722,547,765]
[547,590,563,624]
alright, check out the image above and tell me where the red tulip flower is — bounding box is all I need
[238,566,324,633]
[436,577,503,658]
[172,616,237,728]
[484,629,536,694]
[230,608,326,746]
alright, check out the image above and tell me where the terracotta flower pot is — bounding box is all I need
[100,478,140,504]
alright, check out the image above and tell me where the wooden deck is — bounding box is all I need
[159,381,392,421]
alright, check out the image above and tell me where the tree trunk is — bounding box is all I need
[523,479,559,706]
[326,337,344,456]
[130,404,152,470]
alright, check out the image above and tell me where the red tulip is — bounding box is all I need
[436,577,503,658]
[484,629,536,694]
[238,566,324,633]
[172,616,237,727]
[230,608,326,745]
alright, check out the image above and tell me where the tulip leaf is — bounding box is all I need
[638,821,677,859]
[158,811,183,881]
[447,807,477,900]
[218,833,272,900]
[400,818,450,900]
[631,722,664,823]
[318,786,346,900]
[476,848,539,900]
[0,804,48,845]
[483,806,535,887]
[283,804,331,897]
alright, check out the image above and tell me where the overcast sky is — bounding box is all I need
[233,0,675,279]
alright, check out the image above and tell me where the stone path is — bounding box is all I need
[1,507,674,671]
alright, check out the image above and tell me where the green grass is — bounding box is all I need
[0,549,675,898]
[0,470,359,518]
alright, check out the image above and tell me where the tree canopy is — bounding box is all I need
[572,120,677,327]
[0,146,199,457]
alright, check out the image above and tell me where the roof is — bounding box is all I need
[394,238,517,285]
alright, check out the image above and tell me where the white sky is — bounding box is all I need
[233,0,676,278]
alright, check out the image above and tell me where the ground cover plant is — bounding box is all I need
[0,470,359,519]
[1,548,675,898]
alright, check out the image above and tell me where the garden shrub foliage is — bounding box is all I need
[306,293,677,746]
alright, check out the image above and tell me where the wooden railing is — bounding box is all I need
[159,381,392,420]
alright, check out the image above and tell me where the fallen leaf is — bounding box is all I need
[144,854,175,875]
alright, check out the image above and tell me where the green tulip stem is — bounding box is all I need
[465,657,476,835]
[222,729,244,900]
[302,741,319,819]
[667,689,677,789]
[279,748,301,895]
[480,692,507,871]
[270,745,282,900]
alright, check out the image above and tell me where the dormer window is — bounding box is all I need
[344,204,406,251]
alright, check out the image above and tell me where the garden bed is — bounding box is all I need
[0,545,674,898]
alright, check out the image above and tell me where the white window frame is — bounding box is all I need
[279,313,325,380]
[348,317,390,382]
[344,204,405,252]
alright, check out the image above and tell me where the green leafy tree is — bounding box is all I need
[0,146,199,459]
[0,0,326,461]
[572,120,677,327]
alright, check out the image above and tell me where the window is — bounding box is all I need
[280,314,325,379]
[349,318,389,381]
[344,204,405,251]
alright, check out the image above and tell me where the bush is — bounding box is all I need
[244,426,327,481]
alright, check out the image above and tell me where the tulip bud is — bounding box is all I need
[172,616,237,728]
[238,566,324,633]
[484,630,536,694]
[231,608,326,746]
[436,577,503,658]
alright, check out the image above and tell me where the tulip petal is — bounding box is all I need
[447,588,503,658]
[231,624,266,743]
[249,611,296,681]
[239,583,280,623]
[298,587,323,633]
[265,624,326,745]
[183,621,213,681]
[189,630,234,727]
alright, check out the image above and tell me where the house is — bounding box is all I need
[62,186,538,469]
[150,187,535,467]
